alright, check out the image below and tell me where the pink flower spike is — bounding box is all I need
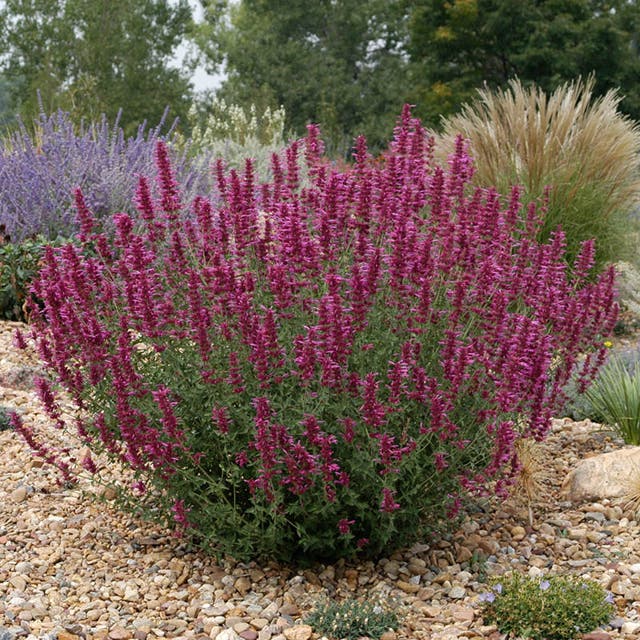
[338,518,355,535]
[380,487,401,513]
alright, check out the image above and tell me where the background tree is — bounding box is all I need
[407,0,640,126]
[199,0,410,154]
[0,0,195,133]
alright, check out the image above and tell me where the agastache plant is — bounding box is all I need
[14,106,617,561]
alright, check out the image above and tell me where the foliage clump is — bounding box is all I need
[436,77,640,273]
[306,597,399,640]
[0,406,13,431]
[478,573,614,640]
[584,353,640,445]
[0,233,61,322]
[12,107,617,562]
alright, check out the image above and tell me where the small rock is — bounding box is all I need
[621,622,640,635]
[278,604,299,617]
[282,627,312,640]
[101,486,118,501]
[448,586,466,599]
[109,628,132,640]
[567,528,588,540]
[581,633,612,640]
[10,487,27,503]
[249,620,268,631]
[239,632,258,640]
[510,526,526,541]
[8,577,27,592]
[14,562,32,575]
[456,546,473,563]
[0,627,20,640]
[397,580,420,594]
[583,511,606,524]
[234,577,252,596]
[216,631,240,640]
[450,606,475,623]
[233,623,250,634]
[123,586,139,602]
[380,632,397,640]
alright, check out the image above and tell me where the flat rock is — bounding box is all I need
[282,627,312,640]
[561,446,640,502]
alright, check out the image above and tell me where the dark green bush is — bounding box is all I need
[0,234,55,322]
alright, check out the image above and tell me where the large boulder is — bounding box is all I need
[561,446,640,503]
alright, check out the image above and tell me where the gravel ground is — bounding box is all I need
[2,320,640,640]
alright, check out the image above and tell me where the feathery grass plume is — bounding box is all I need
[436,77,640,273]
[510,435,547,526]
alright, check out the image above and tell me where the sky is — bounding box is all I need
[179,0,227,93]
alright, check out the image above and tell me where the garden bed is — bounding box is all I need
[2,321,640,640]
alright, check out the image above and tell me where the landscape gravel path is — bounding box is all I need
[2,321,640,640]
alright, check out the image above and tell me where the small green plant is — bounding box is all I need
[0,234,54,322]
[584,353,640,445]
[478,573,614,640]
[305,597,400,640]
[0,406,13,431]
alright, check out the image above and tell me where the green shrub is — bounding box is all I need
[436,77,640,273]
[305,597,400,640]
[0,234,57,322]
[0,406,13,431]
[478,573,614,640]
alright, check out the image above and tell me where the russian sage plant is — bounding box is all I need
[13,106,618,561]
[0,109,210,242]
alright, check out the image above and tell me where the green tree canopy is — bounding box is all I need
[407,0,640,125]
[199,0,410,154]
[0,0,195,133]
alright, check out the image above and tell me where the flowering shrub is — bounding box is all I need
[306,597,400,640]
[13,107,618,561]
[478,573,614,640]
[176,98,289,183]
[0,109,209,242]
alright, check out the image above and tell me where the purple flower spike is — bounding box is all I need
[540,580,551,591]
